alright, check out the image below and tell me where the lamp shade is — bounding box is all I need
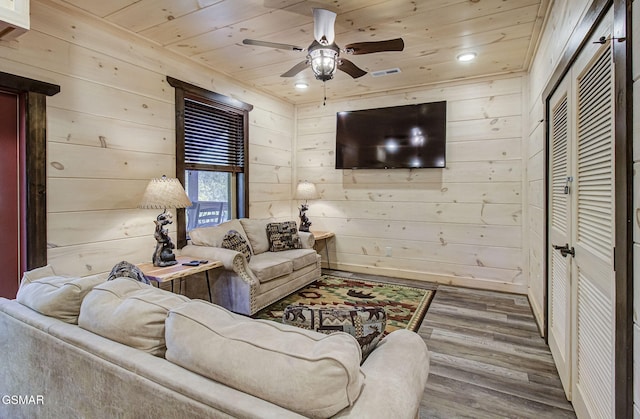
[138,176,192,209]
[295,181,320,200]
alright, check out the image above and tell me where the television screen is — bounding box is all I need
[335,101,446,169]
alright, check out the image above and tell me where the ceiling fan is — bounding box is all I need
[242,8,404,82]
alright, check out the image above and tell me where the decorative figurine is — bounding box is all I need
[152,210,178,267]
[298,203,312,232]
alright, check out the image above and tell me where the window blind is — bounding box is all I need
[184,97,244,172]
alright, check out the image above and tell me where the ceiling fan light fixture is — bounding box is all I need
[309,46,339,81]
[457,52,477,62]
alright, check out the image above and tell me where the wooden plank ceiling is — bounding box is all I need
[58,0,550,104]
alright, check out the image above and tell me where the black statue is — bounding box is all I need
[298,203,312,232]
[152,210,178,267]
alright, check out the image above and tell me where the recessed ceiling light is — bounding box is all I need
[294,82,309,89]
[457,52,477,62]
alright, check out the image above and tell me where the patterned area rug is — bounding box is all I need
[254,275,435,335]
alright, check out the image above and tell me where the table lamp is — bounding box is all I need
[295,180,320,232]
[138,175,192,267]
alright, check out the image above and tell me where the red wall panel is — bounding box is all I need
[0,91,20,298]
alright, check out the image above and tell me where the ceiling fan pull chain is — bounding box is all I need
[323,82,327,106]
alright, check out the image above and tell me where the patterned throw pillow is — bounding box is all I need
[282,305,386,361]
[108,261,151,284]
[221,230,252,262]
[266,221,303,252]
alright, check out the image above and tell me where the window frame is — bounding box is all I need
[167,77,253,248]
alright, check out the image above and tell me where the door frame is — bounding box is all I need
[541,0,633,417]
[0,71,60,270]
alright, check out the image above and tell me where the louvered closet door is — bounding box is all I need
[545,10,615,419]
[569,11,615,419]
[547,76,572,399]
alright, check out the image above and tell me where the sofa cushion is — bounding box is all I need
[189,219,248,249]
[79,278,189,357]
[248,253,293,283]
[16,267,107,324]
[221,229,252,262]
[266,221,302,252]
[19,264,57,284]
[165,300,364,418]
[279,248,318,270]
[283,305,386,361]
[239,218,271,254]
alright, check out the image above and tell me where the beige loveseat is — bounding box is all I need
[181,218,321,315]
[0,267,430,419]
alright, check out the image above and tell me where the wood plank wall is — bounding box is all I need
[0,0,295,277]
[632,1,639,415]
[295,75,527,294]
[525,0,592,331]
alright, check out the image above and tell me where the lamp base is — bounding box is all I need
[152,209,178,267]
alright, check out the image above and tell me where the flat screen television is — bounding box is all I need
[335,101,446,169]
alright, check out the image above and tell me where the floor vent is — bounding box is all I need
[371,68,401,77]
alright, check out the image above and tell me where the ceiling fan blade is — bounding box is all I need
[338,59,367,79]
[242,39,304,52]
[345,38,405,55]
[312,8,336,45]
[281,61,310,77]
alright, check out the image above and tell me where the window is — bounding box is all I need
[167,77,253,248]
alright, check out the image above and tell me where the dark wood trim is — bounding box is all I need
[542,1,633,416]
[542,0,613,101]
[242,113,250,218]
[613,1,633,417]
[174,86,187,249]
[23,92,48,270]
[167,76,253,112]
[0,71,60,96]
[543,96,551,344]
[0,73,59,270]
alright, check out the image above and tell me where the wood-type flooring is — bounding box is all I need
[323,269,576,419]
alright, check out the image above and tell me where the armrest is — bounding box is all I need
[180,245,243,271]
[334,330,430,419]
[180,244,259,289]
[299,231,315,249]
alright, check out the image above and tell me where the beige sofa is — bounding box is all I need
[181,218,321,315]
[0,267,430,419]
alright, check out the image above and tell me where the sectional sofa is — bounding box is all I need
[0,266,430,418]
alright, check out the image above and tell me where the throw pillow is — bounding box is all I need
[221,229,252,262]
[266,221,302,252]
[282,305,387,361]
[108,261,151,284]
[17,272,107,324]
[79,278,189,357]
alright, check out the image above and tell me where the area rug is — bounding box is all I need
[254,275,435,335]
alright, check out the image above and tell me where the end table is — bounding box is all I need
[311,231,335,269]
[138,256,222,302]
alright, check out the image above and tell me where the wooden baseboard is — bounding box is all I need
[527,287,545,338]
[329,262,528,295]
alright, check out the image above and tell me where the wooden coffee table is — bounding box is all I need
[138,256,222,302]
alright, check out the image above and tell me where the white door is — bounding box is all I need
[547,75,573,399]
[546,9,615,419]
[570,14,615,419]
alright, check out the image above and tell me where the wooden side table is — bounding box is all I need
[311,231,335,269]
[138,256,222,302]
